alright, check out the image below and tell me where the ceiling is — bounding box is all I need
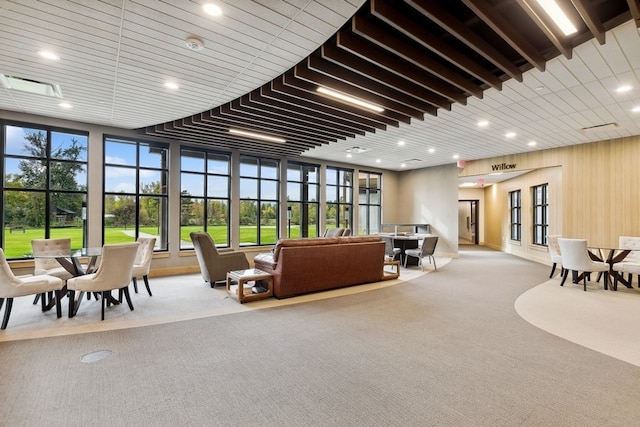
[1,0,639,171]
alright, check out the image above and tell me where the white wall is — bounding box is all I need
[395,164,459,257]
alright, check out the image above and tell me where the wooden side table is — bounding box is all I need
[226,268,273,303]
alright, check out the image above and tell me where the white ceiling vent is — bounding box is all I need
[346,146,368,154]
[580,122,619,134]
[0,74,63,98]
[402,158,423,163]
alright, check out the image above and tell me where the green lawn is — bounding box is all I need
[4,224,315,258]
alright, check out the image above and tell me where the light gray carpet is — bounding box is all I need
[1,247,639,426]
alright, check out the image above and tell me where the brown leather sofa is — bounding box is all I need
[253,236,385,298]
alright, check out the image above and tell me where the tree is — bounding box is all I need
[12,131,87,227]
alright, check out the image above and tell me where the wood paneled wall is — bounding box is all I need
[460,135,640,263]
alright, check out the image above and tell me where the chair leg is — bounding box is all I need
[33,294,40,305]
[55,290,62,319]
[132,277,139,294]
[143,275,152,296]
[101,291,107,321]
[432,255,437,271]
[121,286,135,311]
[549,263,557,278]
[583,273,587,291]
[1,298,14,329]
[560,269,569,286]
[0,297,3,311]
[68,291,84,318]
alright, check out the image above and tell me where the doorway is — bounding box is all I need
[458,200,478,245]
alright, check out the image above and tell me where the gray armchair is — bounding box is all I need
[190,232,249,287]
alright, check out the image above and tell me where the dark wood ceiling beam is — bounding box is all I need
[307,54,438,116]
[628,0,640,28]
[352,15,484,97]
[513,0,573,58]
[235,96,354,140]
[265,81,383,132]
[171,118,302,154]
[222,100,341,143]
[336,31,468,105]
[322,41,452,111]
[203,109,325,148]
[570,0,606,44]
[462,0,547,70]
[370,0,503,90]
[281,71,398,128]
[241,92,363,137]
[296,62,421,123]
[146,123,295,157]
[406,0,524,81]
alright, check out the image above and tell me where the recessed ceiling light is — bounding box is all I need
[376,159,381,163]
[346,153,352,158]
[229,128,286,143]
[58,102,72,109]
[428,148,435,153]
[528,141,537,146]
[164,82,179,90]
[185,37,204,51]
[397,140,405,146]
[203,3,222,16]
[534,85,545,91]
[37,50,60,61]
[452,154,459,159]
[400,163,406,168]
[632,106,640,113]
[477,120,489,127]
[535,0,577,35]
[616,85,632,93]
[317,87,384,112]
[459,182,476,187]
[505,132,516,138]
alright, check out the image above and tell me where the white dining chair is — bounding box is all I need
[557,238,609,291]
[0,248,64,329]
[547,235,563,278]
[131,237,156,296]
[611,236,640,290]
[67,243,139,320]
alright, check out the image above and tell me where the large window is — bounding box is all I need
[358,171,382,235]
[2,123,88,258]
[286,161,319,238]
[326,166,353,232]
[509,190,521,241]
[239,155,279,246]
[103,137,168,249]
[532,184,548,245]
[180,148,231,248]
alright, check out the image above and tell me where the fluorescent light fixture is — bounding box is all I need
[229,128,286,143]
[536,0,577,35]
[316,87,384,112]
[37,50,60,60]
[0,74,63,98]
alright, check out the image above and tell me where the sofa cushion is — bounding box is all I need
[254,252,277,269]
[272,237,339,262]
[336,236,382,244]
